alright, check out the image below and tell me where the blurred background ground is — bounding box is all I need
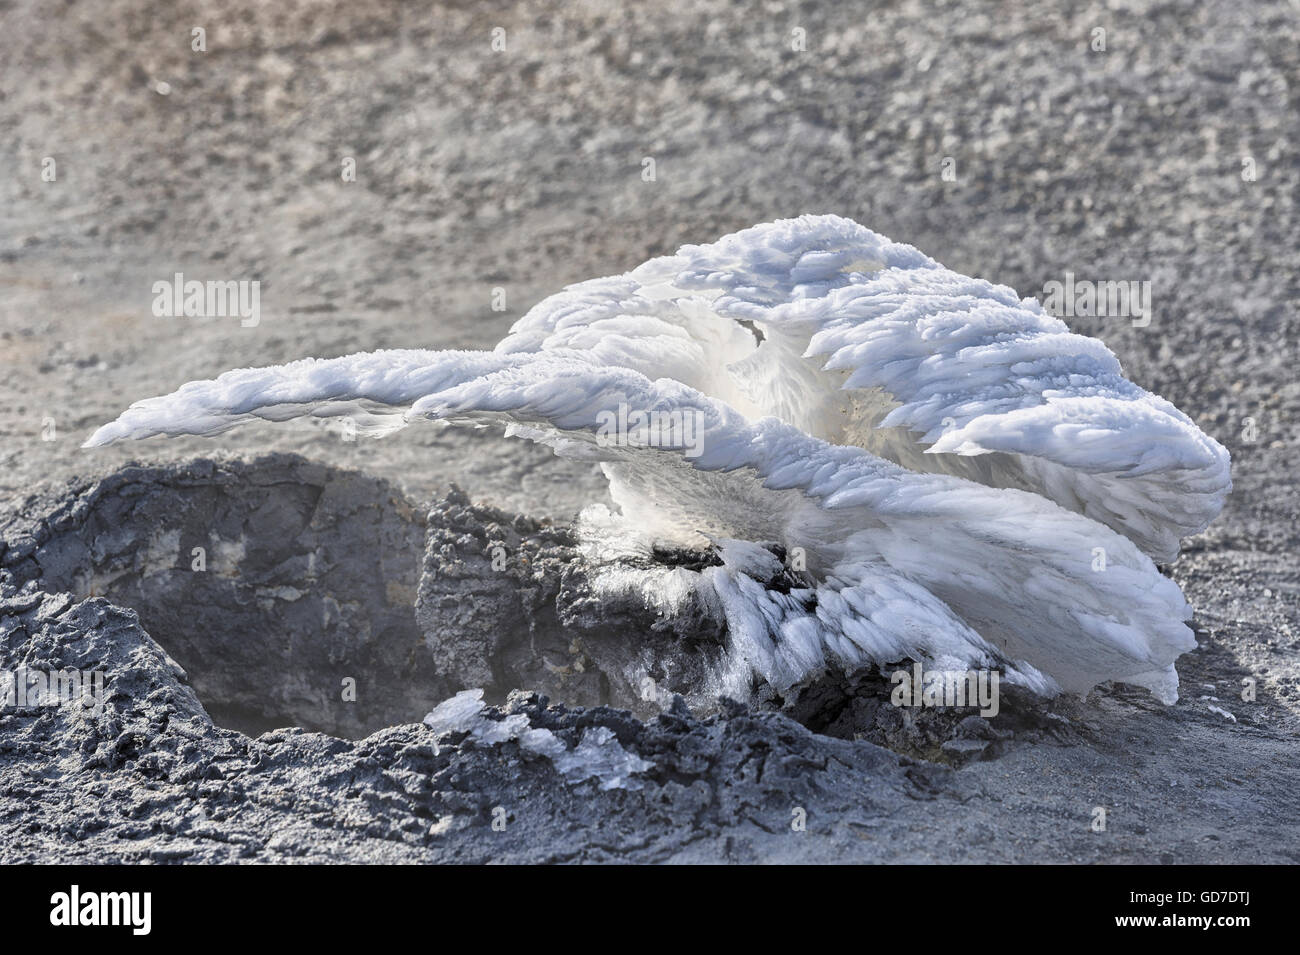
[1,0,1297,861]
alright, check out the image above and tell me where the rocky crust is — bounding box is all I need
[2,455,1296,863]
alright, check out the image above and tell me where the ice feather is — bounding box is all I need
[499,215,1231,561]
[84,216,1230,704]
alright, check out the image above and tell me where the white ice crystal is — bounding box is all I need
[86,216,1231,705]
[423,688,566,757]
[422,689,651,789]
[553,727,654,791]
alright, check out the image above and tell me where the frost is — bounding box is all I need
[1206,704,1237,722]
[422,688,489,735]
[423,689,564,756]
[553,726,654,791]
[423,690,650,788]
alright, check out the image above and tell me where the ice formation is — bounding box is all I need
[423,688,566,757]
[86,215,1230,704]
[423,689,651,789]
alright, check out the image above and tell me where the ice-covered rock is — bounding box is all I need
[424,688,567,758]
[553,727,653,790]
[84,216,1232,704]
[423,689,650,788]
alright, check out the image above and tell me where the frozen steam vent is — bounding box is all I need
[6,216,1269,864]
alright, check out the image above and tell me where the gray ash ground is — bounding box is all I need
[1,0,1298,862]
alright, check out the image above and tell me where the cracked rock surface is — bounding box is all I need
[0,582,963,864]
[416,487,728,717]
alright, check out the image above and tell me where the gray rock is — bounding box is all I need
[0,568,954,863]
[2,455,438,738]
[415,487,727,716]
[2,455,1297,863]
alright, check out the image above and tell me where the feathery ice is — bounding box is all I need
[86,215,1231,705]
